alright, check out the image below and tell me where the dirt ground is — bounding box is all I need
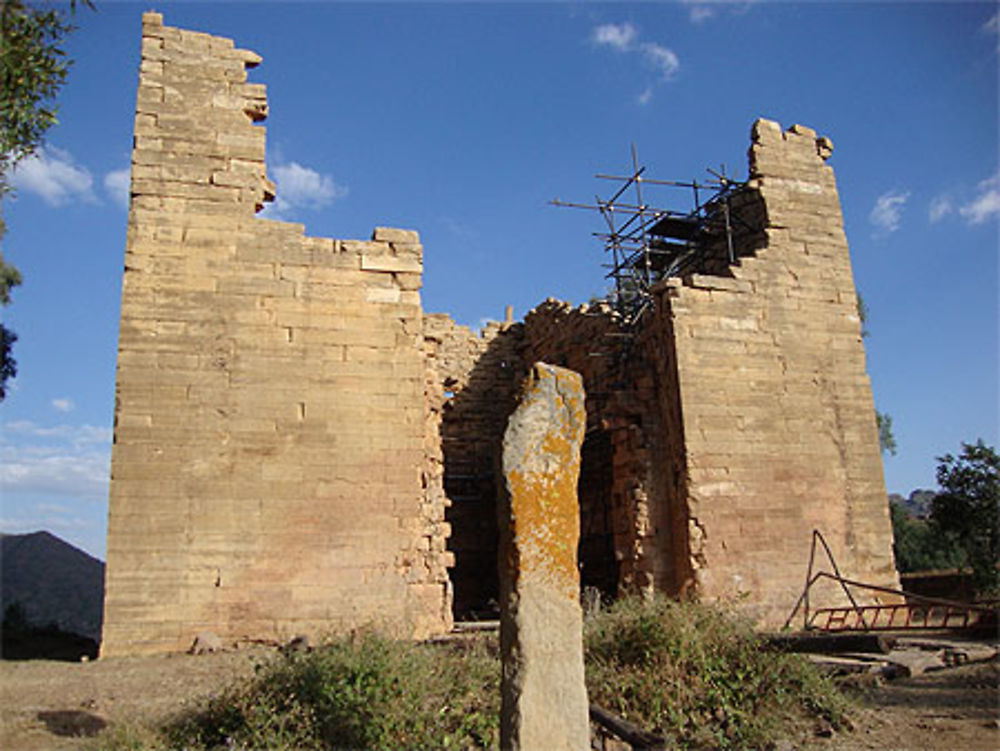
[0,646,997,750]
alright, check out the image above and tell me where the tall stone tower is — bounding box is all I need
[102,13,451,656]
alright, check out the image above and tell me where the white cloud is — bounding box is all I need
[681,0,757,25]
[262,160,348,219]
[51,398,75,413]
[640,42,680,81]
[983,12,999,35]
[272,161,347,209]
[590,22,680,102]
[929,195,953,223]
[591,22,638,52]
[9,146,96,206]
[104,167,131,209]
[3,420,111,445]
[682,1,717,24]
[959,172,1000,224]
[870,189,910,235]
[689,6,716,23]
[0,421,111,502]
[0,508,98,534]
[0,504,103,558]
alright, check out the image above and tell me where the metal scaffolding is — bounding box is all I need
[552,145,754,327]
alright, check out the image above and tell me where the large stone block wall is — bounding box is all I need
[655,120,899,624]
[466,122,898,627]
[104,12,897,648]
[102,13,450,656]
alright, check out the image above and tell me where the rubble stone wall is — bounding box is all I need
[102,13,450,656]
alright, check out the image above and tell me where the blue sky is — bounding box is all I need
[1,1,997,560]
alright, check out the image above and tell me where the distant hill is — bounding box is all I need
[0,531,104,642]
[889,489,937,519]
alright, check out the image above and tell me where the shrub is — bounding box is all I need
[94,599,852,750]
[584,595,851,749]
[158,633,498,750]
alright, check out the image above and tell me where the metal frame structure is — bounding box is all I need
[784,530,998,633]
[552,145,754,327]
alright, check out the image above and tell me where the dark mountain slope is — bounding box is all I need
[1,531,104,642]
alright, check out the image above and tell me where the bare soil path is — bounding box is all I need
[1,648,996,750]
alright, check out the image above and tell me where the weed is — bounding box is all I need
[164,633,500,750]
[92,599,851,750]
[584,595,853,749]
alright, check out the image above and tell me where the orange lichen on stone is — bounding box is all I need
[498,362,590,751]
[501,364,586,600]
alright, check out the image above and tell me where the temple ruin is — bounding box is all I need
[101,13,899,656]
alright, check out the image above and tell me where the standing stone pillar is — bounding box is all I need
[499,363,590,751]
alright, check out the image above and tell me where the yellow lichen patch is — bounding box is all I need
[501,363,586,601]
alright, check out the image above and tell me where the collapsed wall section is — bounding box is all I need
[656,120,899,624]
[102,13,450,656]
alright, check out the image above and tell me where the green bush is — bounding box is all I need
[584,595,851,749]
[94,598,852,750]
[162,633,499,750]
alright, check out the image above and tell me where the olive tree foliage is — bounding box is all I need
[930,440,1000,594]
[0,0,91,400]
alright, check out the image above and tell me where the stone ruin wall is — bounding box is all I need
[425,121,900,626]
[518,303,679,600]
[102,13,450,656]
[657,120,900,621]
[423,314,521,616]
[104,13,899,654]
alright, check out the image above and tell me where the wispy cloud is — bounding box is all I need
[591,22,638,52]
[639,42,680,81]
[104,167,131,209]
[3,420,111,445]
[682,1,717,24]
[958,172,1000,224]
[0,420,111,501]
[10,146,96,206]
[929,172,1000,226]
[928,195,953,223]
[870,189,910,235]
[589,22,680,104]
[681,0,757,25]
[51,398,75,413]
[0,506,100,536]
[983,12,1000,52]
[262,160,348,219]
[983,12,999,35]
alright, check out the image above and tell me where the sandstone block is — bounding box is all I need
[360,253,422,274]
[371,226,419,244]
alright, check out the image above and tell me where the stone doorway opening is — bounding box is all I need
[577,429,619,602]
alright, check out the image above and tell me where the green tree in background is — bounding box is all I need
[0,0,92,400]
[889,500,965,573]
[876,412,897,457]
[930,440,999,594]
